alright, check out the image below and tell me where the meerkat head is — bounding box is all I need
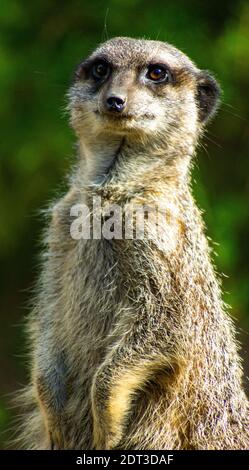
[68,38,220,185]
[69,37,220,143]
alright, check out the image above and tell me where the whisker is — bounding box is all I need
[221,102,249,123]
[102,8,110,42]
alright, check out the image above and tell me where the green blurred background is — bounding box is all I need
[0,0,248,448]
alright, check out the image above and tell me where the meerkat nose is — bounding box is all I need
[106,95,126,113]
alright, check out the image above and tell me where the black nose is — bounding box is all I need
[106,96,126,113]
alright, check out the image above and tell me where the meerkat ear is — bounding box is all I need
[196,71,221,124]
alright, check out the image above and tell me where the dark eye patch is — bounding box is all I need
[146,63,174,84]
[91,59,111,81]
[74,56,112,82]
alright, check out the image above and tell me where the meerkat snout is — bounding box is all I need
[106,95,126,113]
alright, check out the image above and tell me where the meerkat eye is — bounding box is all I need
[146,64,172,83]
[91,61,110,81]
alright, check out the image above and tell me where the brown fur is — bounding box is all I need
[17,37,248,449]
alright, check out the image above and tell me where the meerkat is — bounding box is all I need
[18,37,249,450]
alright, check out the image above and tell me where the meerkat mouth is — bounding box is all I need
[94,110,155,121]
